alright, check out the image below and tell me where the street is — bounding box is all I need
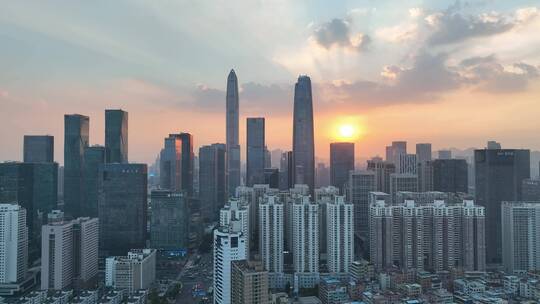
[176,252,213,304]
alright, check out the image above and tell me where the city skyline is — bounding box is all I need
[1,1,540,165]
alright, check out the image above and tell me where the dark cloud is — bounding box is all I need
[426,10,514,45]
[313,18,371,51]
[184,53,538,113]
[459,55,540,93]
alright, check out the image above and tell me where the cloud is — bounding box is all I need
[459,55,540,93]
[426,9,520,45]
[312,18,371,52]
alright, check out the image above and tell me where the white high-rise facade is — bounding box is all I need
[259,195,284,273]
[292,196,319,273]
[0,204,28,284]
[326,196,354,273]
[41,217,99,290]
[369,199,485,273]
[502,201,540,274]
[220,199,249,257]
[213,226,247,304]
[105,249,156,293]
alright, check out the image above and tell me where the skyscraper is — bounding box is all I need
[150,190,189,250]
[0,162,57,259]
[501,201,540,273]
[386,141,407,165]
[292,75,315,193]
[259,195,283,274]
[475,148,530,264]
[246,118,265,186]
[98,163,147,256]
[41,216,99,290]
[398,154,417,174]
[199,143,227,221]
[292,196,319,274]
[213,226,247,304]
[330,142,355,194]
[279,151,293,190]
[432,159,468,193]
[220,199,249,257]
[348,170,376,237]
[415,143,432,164]
[64,114,89,219]
[160,133,194,195]
[366,157,395,193]
[82,146,106,218]
[369,199,485,272]
[0,204,27,284]
[326,196,354,273]
[23,135,54,163]
[226,69,241,196]
[105,109,128,164]
[389,173,418,201]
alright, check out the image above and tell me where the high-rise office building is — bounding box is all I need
[150,190,189,250]
[82,146,106,218]
[501,201,540,273]
[105,249,156,293]
[246,118,265,186]
[279,151,293,190]
[160,133,194,195]
[369,199,485,272]
[23,135,54,163]
[263,168,279,189]
[433,159,468,193]
[179,133,194,196]
[220,199,249,257]
[522,179,540,201]
[330,142,354,194]
[366,157,395,193]
[64,114,89,219]
[415,143,432,164]
[326,196,354,273]
[259,195,283,273]
[199,143,227,221]
[389,173,418,201]
[316,163,330,188]
[475,148,530,264]
[386,141,407,165]
[417,160,433,192]
[105,109,128,164]
[292,196,319,274]
[487,141,502,150]
[213,225,247,304]
[292,75,315,193]
[98,163,147,256]
[231,260,268,304]
[398,154,417,174]
[348,170,376,237]
[41,216,99,290]
[0,204,27,284]
[0,162,57,259]
[438,150,452,159]
[226,69,241,196]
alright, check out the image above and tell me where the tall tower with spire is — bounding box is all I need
[292,75,315,193]
[226,69,241,195]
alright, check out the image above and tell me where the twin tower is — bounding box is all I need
[225,70,315,193]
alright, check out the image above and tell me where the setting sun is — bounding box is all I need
[339,124,355,139]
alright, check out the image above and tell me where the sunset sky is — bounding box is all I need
[1,1,539,165]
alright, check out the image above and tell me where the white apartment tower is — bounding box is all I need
[369,199,485,273]
[213,225,247,304]
[220,198,249,257]
[292,196,319,273]
[502,201,540,274]
[326,196,354,273]
[0,204,28,284]
[41,217,99,290]
[259,195,284,273]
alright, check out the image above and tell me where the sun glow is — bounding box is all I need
[330,117,366,142]
[339,124,355,139]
